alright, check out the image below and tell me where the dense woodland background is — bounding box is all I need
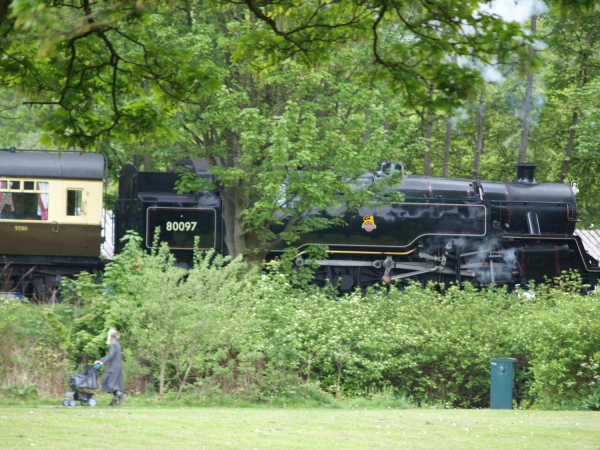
[0,1,599,260]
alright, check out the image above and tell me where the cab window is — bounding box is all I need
[66,190,83,216]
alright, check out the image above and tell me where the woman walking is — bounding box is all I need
[95,329,125,406]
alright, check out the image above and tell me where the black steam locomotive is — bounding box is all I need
[1,149,599,298]
[114,159,600,291]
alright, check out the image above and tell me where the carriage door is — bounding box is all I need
[59,186,86,256]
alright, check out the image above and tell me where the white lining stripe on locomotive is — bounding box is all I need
[272,203,487,252]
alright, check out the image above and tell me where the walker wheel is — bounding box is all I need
[62,399,69,407]
[81,400,88,406]
[88,398,97,407]
[69,400,76,407]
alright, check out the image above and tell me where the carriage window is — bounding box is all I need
[0,180,6,189]
[1,192,48,221]
[24,181,35,190]
[10,181,20,190]
[67,190,83,216]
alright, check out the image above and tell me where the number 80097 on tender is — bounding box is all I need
[165,221,197,231]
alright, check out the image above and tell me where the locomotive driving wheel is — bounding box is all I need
[296,264,333,289]
[311,265,333,288]
[356,265,385,291]
[329,266,356,293]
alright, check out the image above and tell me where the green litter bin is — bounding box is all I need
[490,357,517,409]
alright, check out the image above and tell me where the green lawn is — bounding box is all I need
[0,404,598,449]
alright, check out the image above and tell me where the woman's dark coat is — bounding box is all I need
[100,341,124,393]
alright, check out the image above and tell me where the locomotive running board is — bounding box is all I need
[304,259,475,278]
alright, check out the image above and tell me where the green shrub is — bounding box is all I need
[518,279,600,407]
[4,235,600,408]
[0,383,38,400]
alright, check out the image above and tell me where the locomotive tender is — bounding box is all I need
[2,149,599,297]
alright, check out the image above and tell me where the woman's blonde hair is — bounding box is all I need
[106,328,119,344]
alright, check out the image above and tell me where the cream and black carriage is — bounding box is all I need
[0,149,105,299]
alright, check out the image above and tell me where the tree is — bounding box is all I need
[518,16,539,164]
[557,12,600,181]
[423,84,435,176]
[442,117,453,178]
[169,5,417,262]
[472,91,485,179]
[240,0,540,112]
[1,1,218,149]
[0,88,48,148]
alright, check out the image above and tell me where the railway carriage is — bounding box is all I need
[0,150,105,298]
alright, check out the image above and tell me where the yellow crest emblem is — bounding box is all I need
[361,215,376,232]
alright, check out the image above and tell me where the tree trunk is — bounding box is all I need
[221,185,269,263]
[561,12,600,182]
[133,154,140,169]
[135,351,149,394]
[472,91,485,179]
[143,153,150,172]
[176,362,193,401]
[159,358,167,400]
[424,84,434,176]
[0,0,11,25]
[561,111,580,183]
[518,16,537,164]
[221,190,237,258]
[336,362,343,399]
[443,118,452,177]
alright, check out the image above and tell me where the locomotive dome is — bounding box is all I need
[0,149,104,180]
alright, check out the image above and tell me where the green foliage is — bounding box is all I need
[4,236,600,408]
[582,386,600,411]
[170,4,416,260]
[1,1,219,150]
[0,383,38,400]
[0,298,71,397]
[236,0,533,110]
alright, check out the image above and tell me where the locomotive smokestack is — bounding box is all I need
[516,163,538,185]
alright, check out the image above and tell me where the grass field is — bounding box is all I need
[1,402,599,449]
